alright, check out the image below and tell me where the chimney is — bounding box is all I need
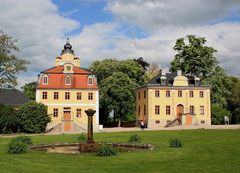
[177,70,182,76]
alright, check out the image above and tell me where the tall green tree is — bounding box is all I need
[224,76,240,123]
[21,81,37,100]
[0,30,29,88]
[170,35,218,78]
[100,72,137,126]
[90,59,146,125]
[170,35,231,124]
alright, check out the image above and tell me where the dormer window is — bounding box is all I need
[65,75,71,85]
[160,76,167,85]
[88,76,94,85]
[42,75,48,85]
[195,77,200,86]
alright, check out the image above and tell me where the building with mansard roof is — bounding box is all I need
[36,40,99,133]
[135,70,211,128]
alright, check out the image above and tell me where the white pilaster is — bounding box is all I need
[96,90,99,125]
[36,90,40,102]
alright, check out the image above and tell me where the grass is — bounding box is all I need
[0,129,240,173]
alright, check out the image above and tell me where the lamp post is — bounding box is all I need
[85,109,96,143]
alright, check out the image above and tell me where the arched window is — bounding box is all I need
[65,75,71,85]
[42,75,48,85]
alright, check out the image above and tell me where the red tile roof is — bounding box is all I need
[37,66,98,89]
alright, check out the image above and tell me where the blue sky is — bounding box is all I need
[0,0,240,88]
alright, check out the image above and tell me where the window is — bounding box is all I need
[155,120,160,124]
[144,105,146,115]
[88,92,93,100]
[201,121,205,124]
[155,105,160,115]
[42,92,47,99]
[200,106,204,115]
[190,106,194,114]
[76,109,81,117]
[65,92,70,100]
[199,91,204,98]
[166,106,171,115]
[65,76,71,85]
[42,75,48,84]
[138,92,141,100]
[53,108,58,117]
[166,90,170,97]
[138,106,140,116]
[178,90,182,97]
[77,92,82,100]
[144,90,146,98]
[189,91,194,97]
[88,77,93,85]
[54,92,59,100]
[155,90,160,97]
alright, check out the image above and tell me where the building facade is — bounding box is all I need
[36,40,99,132]
[136,70,211,128]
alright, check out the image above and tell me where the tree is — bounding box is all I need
[100,72,137,126]
[224,76,240,123]
[90,59,145,125]
[211,103,231,125]
[0,104,18,134]
[144,62,160,82]
[0,30,29,88]
[170,35,218,78]
[202,66,230,107]
[17,101,50,133]
[21,82,37,100]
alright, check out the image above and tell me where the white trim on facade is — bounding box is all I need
[96,90,99,125]
[45,103,97,107]
[36,90,40,102]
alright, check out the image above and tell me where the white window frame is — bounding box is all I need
[65,75,71,85]
[42,75,48,85]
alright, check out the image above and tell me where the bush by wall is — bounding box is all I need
[0,104,18,134]
[17,101,50,133]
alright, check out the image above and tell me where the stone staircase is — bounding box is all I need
[45,122,87,134]
[165,118,181,128]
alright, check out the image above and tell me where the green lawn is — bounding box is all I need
[0,129,240,173]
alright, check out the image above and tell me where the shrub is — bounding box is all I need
[77,133,87,142]
[7,138,27,154]
[0,104,18,134]
[128,134,141,143]
[17,101,51,133]
[96,145,116,157]
[17,136,33,145]
[169,138,182,148]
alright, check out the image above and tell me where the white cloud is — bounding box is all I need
[0,0,79,88]
[1,0,240,90]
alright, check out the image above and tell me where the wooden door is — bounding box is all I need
[63,111,71,132]
[186,114,192,125]
[63,111,71,121]
[176,105,184,118]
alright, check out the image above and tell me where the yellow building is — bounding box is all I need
[36,40,99,132]
[136,70,211,128]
